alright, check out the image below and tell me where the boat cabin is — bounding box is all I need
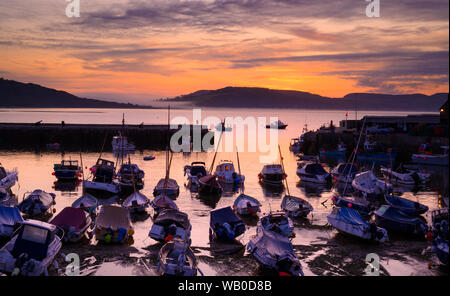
[93,159,115,183]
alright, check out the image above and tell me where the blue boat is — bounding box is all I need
[331,195,374,217]
[374,205,427,238]
[53,160,81,181]
[0,206,24,238]
[319,143,346,158]
[357,151,397,165]
[209,206,245,241]
[384,194,428,216]
[431,209,448,266]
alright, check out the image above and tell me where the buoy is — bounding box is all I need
[348,203,352,208]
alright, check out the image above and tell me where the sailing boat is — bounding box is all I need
[72,153,99,214]
[198,123,223,196]
[122,155,149,214]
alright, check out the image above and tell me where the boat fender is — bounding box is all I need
[348,203,352,208]
[118,227,127,242]
[104,234,112,243]
[426,231,432,242]
[128,228,134,236]
[165,234,174,242]
[279,272,292,276]
[223,223,235,239]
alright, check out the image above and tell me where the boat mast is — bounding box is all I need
[208,120,225,174]
[236,145,243,192]
[278,145,290,196]
[163,105,171,195]
[79,152,85,195]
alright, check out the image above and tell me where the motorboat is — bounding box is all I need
[331,163,358,183]
[184,162,208,187]
[411,145,449,166]
[209,206,245,241]
[296,154,320,162]
[117,163,145,192]
[153,178,180,199]
[71,193,99,213]
[198,174,223,196]
[380,166,429,185]
[149,209,191,244]
[0,206,23,238]
[319,143,347,158]
[0,165,18,190]
[258,211,294,238]
[281,195,313,219]
[0,220,63,276]
[352,171,392,198]
[330,195,374,217]
[52,160,82,181]
[112,132,135,152]
[157,238,198,276]
[247,225,304,276]
[84,158,119,196]
[49,207,92,243]
[214,160,245,185]
[232,194,261,216]
[122,191,149,213]
[258,164,286,186]
[296,162,331,184]
[266,120,288,129]
[384,194,428,216]
[17,190,56,217]
[94,205,134,244]
[374,205,427,238]
[289,138,302,153]
[327,207,388,242]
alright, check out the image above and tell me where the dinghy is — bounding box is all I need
[157,238,198,276]
[331,163,358,183]
[150,194,179,215]
[49,207,92,243]
[184,162,208,187]
[117,163,145,192]
[198,174,223,196]
[0,206,23,238]
[0,165,18,190]
[214,160,245,185]
[380,167,429,185]
[296,162,331,184]
[17,190,56,217]
[281,195,313,219]
[384,194,428,216]
[247,226,304,276]
[122,191,149,213]
[352,171,392,198]
[374,205,427,238]
[153,178,180,199]
[296,154,320,162]
[258,211,294,238]
[72,193,99,213]
[84,158,119,196]
[209,206,245,241]
[143,155,156,161]
[258,164,286,186]
[233,194,261,216]
[94,205,134,244]
[0,220,63,276]
[327,207,388,242]
[52,160,82,181]
[331,195,373,217]
[149,209,191,244]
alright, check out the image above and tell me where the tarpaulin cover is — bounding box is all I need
[123,192,148,208]
[210,206,242,227]
[252,228,294,257]
[0,206,23,227]
[96,205,131,230]
[385,195,428,214]
[154,209,190,229]
[49,207,88,231]
[375,205,423,225]
[335,207,368,227]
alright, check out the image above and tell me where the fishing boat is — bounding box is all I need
[296,162,332,184]
[384,194,428,216]
[247,225,304,276]
[52,160,82,181]
[94,205,134,244]
[289,138,302,153]
[356,136,397,165]
[209,206,246,241]
[258,164,287,186]
[122,191,149,213]
[374,205,427,238]
[331,163,358,183]
[411,145,449,166]
[352,171,392,198]
[150,194,179,215]
[380,166,429,185]
[157,238,198,276]
[0,220,63,276]
[117,163,145,193]
[319,143,347,158]
[49,207,92,243]
[0,206,23,238]
[112,132,135,152]
[184,162,208,187]
[0,165,18,190]
[232,194,261,216]
[330,195,373,217]
[17,190,56,217]
[198,174,223,195]
[84,158,119,196]
[149,209,191,244]
[71,193,99,213]
[214,160,245,185]
[327,207,389,242]
[281,195,313,219]
[258,211,294,238]
[430,209,448,266]
[153,178,180,199]
[266,120,288,129]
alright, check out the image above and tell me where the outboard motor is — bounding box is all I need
[369,222,378,240]
[276,258,293,276]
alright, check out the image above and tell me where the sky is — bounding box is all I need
[0,0,448,104]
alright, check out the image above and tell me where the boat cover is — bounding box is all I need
[189,165,207,177]
[334,207,368,227]
[199,175,219,185]
[72,193,98,209]
[49,207,88,231]
[385,195,428,214]
[0,206,23,229]
[123,192,148,208]
[154,209,190,229]
[96,205,131,230]
[210,207,242,227]
[251,228,294,257]
[155,178,179,190]
[375,205,423,225]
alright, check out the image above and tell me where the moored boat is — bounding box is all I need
[384,194,428,216]
[374,205,427,238]
[258,164,286,186]
[184,162,208,187]
[209,206,245,241]
[122,191,149,213]
[94,205,134,244]
[331,195,373,217]
[0,206,23,238]
[296,162,331,184]
[198,174,223,196]
[0,165,18,190]
[380,167,429,185]
[17,190,56,217]
[411,145,449,166]
[331,163,358,183]
[153,178,180,199]
[214,160,245,185]
[319,143,346,158]
[84,158,119,197]
[352,171,392,198]
[117,163,145,193]
[157,238,198,276]
[258,211,294,238]
[281,195,313,219]
[49,207,92,243]
[149,209,191,244]
[112,132,135,152]
[232,194,261,216]
[52,160,82,181]
[72,192,99,213]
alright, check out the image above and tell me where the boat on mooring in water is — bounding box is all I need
[112,132,135,152]
[331,195,373,217]
[266,120,288,129]
[17,190,56,218]
[331,163,358,183]
[52,160,82,181]
[258,164,286,186]
[296,162,332,184]
[384,194,428,216]
[258,211,294,238]
[153,178,180,199]
[198,174,223,196]
[411,145,449,166]
[94,205,134,244]
[117,163,145,193]
[233,193,261,216]
[352,171,392,198]
[214,160,245,185]
[380,166,430,185]
[281,195,313,219]
[122,191,149,213]
[184,162,208,187]
[84,158,119,197]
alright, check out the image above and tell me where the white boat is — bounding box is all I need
[380,167,430,185]
[183,162,208,187]
[327,207,388,242]
[0,165,18,190]
[281,195,313,218]
[214,160,245,185]
[352,171,392,198]
[331,163,358,183]
[258,164,286,186]
[84,159,119,196]
[157,238,198,276]
[0,220,63,276]
[94,205,134,244]
[122,191,149,213]
[289,138,302,153]
[296,162,331,184]
[266,120,288,129]
[412,146,449,166]
[17,190,56,217]
[112,132,135,152]
[258,211,294,238]
[232,194,261,216]
[153,178,180,199]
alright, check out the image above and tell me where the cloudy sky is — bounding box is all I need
[0,0,448,103]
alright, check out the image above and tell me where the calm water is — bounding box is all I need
[0,108,448,276]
